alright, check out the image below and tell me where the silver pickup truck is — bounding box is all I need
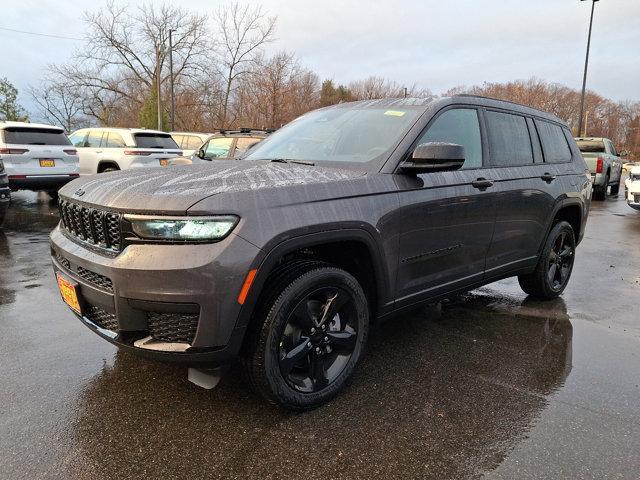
[575,137,624,200]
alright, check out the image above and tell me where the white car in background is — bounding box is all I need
[170,132,213,157]
[625,165,640,211]
[68,128,182,174]
[0,121,79,200]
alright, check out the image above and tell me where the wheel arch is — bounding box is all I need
[97,160,121,173]
[235,228,390,332]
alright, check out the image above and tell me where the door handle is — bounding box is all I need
[95,150,103,154]
[472,178,494,190]
[541,173,556,183]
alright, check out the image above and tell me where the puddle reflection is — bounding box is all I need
[71,294,572,479]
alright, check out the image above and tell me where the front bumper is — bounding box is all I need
[625,179,640,211]
[50,225,260,366]
[10,174,79,191]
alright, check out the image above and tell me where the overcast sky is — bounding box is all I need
[2,0,639,115]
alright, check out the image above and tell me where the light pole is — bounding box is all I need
[578,0,600,137]
[168,29,176,132]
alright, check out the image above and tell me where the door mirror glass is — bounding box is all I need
[401,142,465,173]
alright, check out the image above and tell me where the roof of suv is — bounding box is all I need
[73,127,169,135]
[0,121,63,131]
[326,96,568,127]
[212,128,273,137]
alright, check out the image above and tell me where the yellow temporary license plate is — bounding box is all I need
[57,273,82,315]
[159,159,169,167]
[40,159,56,167]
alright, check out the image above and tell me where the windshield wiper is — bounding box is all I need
[269,158,315,166]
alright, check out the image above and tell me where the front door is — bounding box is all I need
[394,107,497,306]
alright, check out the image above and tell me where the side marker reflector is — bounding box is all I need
[237,269,257,305]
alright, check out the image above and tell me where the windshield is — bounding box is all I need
[134,133,179,149]
[576,139,605,153]
[3,127,71,146]
[244,106,420,164]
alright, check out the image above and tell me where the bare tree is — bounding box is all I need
[213,3,276,127]
[55,1,209,128]
[29,80,89,131]
[348,76,432,101]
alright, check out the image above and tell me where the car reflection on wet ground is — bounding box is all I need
[1,192,639,479]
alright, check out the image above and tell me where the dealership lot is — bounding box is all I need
[1,191,639,479]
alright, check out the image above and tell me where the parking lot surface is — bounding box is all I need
[1,191,639,480]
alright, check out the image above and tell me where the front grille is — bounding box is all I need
[147,312,199,344]
[85,305,119,332]
[59,200,122,252]
[77,266,114,292]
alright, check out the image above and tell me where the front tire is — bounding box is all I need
[518,221,576,299]
[244,262,369,410]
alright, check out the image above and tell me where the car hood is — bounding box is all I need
[58,161,366,214]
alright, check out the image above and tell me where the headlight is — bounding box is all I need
[125,215,239,242]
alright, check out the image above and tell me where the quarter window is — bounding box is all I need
[185,136,204,150]
[536,121,572,163]
[68,131,87,147]
[417,108,483,169]
[105,132,126,148]
[85,130,104,148]
[485,111,533,167]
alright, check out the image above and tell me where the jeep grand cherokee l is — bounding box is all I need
[68,128,182,174]
[50,96,591,410]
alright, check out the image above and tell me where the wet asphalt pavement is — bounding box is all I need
[1,190,639,480]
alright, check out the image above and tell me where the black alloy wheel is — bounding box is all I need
[518,221,576,299]
[546,230,574,292]
[244,262,369,410]
[278,286,358,393]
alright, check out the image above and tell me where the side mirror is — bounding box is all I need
[401,142,465,174]
[197,148,206,159]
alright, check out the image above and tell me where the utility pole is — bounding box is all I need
[155,43,162,131]
[169,29,176,131]
[584,110,589,137]
[578,0,600,137]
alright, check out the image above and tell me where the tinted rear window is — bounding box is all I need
[537,121,572,163]
[485,111,533,167]
[133,133,179,149]
[3,127,71,146]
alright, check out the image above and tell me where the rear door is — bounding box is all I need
[77,130,105,174]
[483,111,559,277]
[1,127,75,176]
[394,107,497,305]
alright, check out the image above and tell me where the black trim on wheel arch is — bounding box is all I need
[235,227,389,332]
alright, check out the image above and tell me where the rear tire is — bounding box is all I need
[243,261,369,410]
[610,182,620,196]
[47,190,59,202]
[518,221,576,299]
[592,174,609,201]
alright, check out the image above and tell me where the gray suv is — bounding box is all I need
[50,96,591,410]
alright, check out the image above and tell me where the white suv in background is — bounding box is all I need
[170,132,213,157]
[68,128,182,174]
[0,121,79,199]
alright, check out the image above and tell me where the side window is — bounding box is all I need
[85,130,104,148]
[234,137,261,158]
[105,132,126,148]
[186,136,203,150]
[536,121,572,163]
[172,135,184,148]
[68,131,87,147]
[485,111,533,167]
[417,108,483,169]
[205,137,234,159]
